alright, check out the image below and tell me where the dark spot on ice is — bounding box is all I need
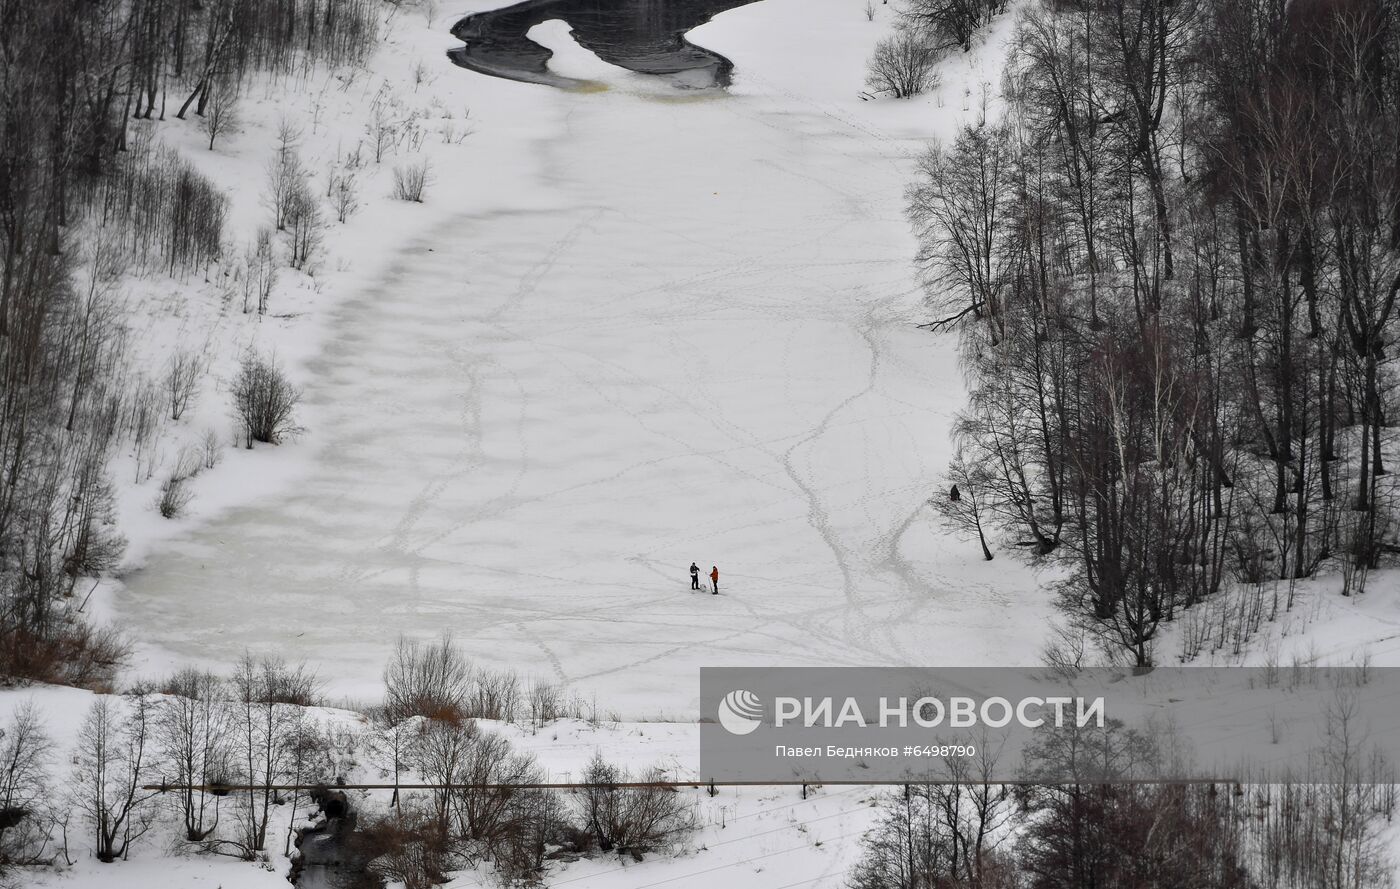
[448,0,763,89]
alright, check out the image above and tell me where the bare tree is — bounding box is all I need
[933,450,996,560]
[866,31,941,99]
[227,654,314,856]
[369,95,400,164]
[265,152,307,232]
[157,670,231,842]
[851,740,1013,889]
[64,235,126,434]
[580,753,696,858]
[164,349,204,421]
[354,802,451,889]
[330,172,360,223]
[467,666,522,721]
[201,81,240,151]
[489,786,568,884]
[907,119,1016,335]
[281,724,328,857]
[904,0,1005,51]
[383,633,473,724]
[368,707,416,809]
[0,701,52,870]
[71,695,160,863]
[285,190,323,271]
[452,729,540,844]
[274,116,303,164]
[527,679,577,727]
[244,228,277,315]
[412,717,475,837]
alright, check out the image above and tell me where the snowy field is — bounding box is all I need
[111,0,1053,714]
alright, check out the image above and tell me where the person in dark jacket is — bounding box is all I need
[690,562,700,590]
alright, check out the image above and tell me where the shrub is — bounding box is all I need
[231,352,302,447]
[240,654,319,707]
[392,160,432,202]
[201,428,222,470]
[527,680,564,727]
[383,633,472,724]
[866,31,941,98]
[0,614,129,692]
[467,666,520,722]
[331,172,359,223]
[580,754,696,859]
[156,475,193,518]
[354,804,452,889]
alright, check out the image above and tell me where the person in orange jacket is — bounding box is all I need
[710,565,719,595]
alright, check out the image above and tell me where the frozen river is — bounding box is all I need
[116,1,1048,714]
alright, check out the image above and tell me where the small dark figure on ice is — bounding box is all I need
[690,562,700,590]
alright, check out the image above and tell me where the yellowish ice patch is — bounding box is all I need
[650,91,726,105]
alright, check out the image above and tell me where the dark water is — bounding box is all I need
[448,0,762,89]
[290,790,364,889]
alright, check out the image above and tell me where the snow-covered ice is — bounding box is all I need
[112,0,1049,714]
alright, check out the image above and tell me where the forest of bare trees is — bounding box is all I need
[851,712,1397,889]
[0,0,379,686]
[921,0,1400,668]
[0,641,695,886]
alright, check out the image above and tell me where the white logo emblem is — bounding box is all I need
[718,689,764,735]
